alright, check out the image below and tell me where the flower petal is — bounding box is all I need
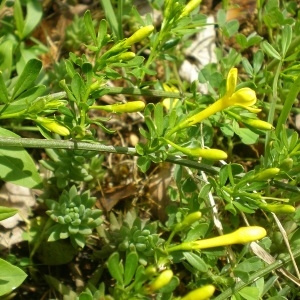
[226,68,238,96]
[228,87,257,107]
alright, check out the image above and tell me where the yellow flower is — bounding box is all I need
[167,226,266,252]
[181,285,215,300]
[179,0,202,18]
[167,68,257,136]
[90,101,145,113]
[36,116,70,136]
[149,270,173,291]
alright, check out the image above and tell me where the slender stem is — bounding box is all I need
[0,137,298,194]
[213,248,300,300]
[264,60,282,166]
[275,74,300,137]
[48,88,189,100]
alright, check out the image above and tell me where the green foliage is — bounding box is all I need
[46,186,103,248]
[0,0,300,299]
[0,258,27,296]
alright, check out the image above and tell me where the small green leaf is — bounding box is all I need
[183,252,208,272]
[242,59,254,76]
[97,19,108,48]
[71,73,85,103]
[124,251,138,286]
[237,286,260,300]
[14,0,24,39]
[108,252,123,284]
[137,156,151,173]
[261,41,281,60]
[0,258,27,296]
[154,103,164,136]
[22,0,43,39]
[224,19,239,37]
[12,59,42,100]
[84,10,97,44]
[253,50,264,74]
[44,275,77,298]
[281,25,292,57]
[0,206,18,221]
[0,128,42,188]
[0,40,14,80]
[0,72,9,104]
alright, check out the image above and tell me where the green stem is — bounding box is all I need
[52,88,189,100]
[275,74,300,137]
[264,60,283,166]
[213,247,300,300]
[0,137,298,194]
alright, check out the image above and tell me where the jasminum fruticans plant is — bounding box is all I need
[46,185,102,248]
[166,68,258,137]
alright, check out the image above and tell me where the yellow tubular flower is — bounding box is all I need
[91,101,145,113]
[181,285,215,300]
[36,116,70,136]
[149,270,173,291]
[167,226,267,252]
[180,0,202,18]
[124,25,154,47]
[167,68,257,136]
[164,138,228,160]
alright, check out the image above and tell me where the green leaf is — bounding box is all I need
[0,206,18,221]
[253,50,264,74]
[183,252,208,272]
[99,0,120,40]
[97,19,108,48]
[261,41,281,60]
[0,72,9,104]
[242,59,253,76]
[224,19,239,37]
[12,59,42,100]
[154,103,164,136]
[0,40,14,80]
[137,156,151,173]
[108,252,123,284]
[14,0,24,39]
[44,275,77,299]
[0,128,42,188]
[79,293,94,300]
[71,73,85,103]
[84,10,97,44]
[124,251,138,286]
[281,25,292,57]
[0,258,27,296]
[22,0,43,39]
[237,287,260,300]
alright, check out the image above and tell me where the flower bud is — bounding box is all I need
[174,212,202,232]
[124,25,154,47]
[180,0,202,18]
[167,226,266,252]
[244,119,274,131]
[252,168,280,181]
[181,285,215,300]
[91,101,145,113]
[107,52,136,63]
[259,203,295,214]
[164,138,227,160]
[149,270,173,291]
[36,116,70,136]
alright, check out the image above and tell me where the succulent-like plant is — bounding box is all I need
[46,185,103,248]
